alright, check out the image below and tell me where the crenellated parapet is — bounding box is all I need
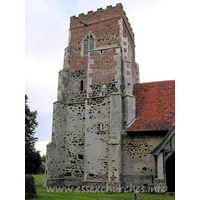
[70,3,134,43]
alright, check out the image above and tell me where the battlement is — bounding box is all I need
[70,3,134,41]
[71,3,121,19]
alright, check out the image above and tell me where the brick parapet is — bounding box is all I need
[70,4,122,29]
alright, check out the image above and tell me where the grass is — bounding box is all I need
[30,174,175,200]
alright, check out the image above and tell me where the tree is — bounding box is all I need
[25,94,41,174]
[41,155,46,163]
[25,95,38,151]
[40,155,46,173]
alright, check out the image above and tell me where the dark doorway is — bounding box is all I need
[166,152,175,192]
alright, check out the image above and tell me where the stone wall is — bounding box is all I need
[57,69,87,103]
[84,97,110,181]
[122,132,166,187]
[44,101,85,186]
[89,81,118,98]
[64,103,85,180]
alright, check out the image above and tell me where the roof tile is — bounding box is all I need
[126,80,175,132]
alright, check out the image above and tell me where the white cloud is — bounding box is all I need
[25,54,62,88]
[125,0,178,82]
[25,0,69,152]
[25,0,69,59]
[35,140,51,156]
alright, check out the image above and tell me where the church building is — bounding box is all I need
[43,3,175,193]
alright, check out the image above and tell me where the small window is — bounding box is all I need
[97,123,106,133]
[100,124,104,131]
[83,34,94,55]
[80,80,84,91]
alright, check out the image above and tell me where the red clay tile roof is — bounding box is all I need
[126,80,175,132]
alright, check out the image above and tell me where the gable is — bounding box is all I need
[150,124,175,155]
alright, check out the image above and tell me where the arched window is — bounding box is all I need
[83,34,94,55]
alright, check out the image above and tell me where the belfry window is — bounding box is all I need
[83,34,94,55]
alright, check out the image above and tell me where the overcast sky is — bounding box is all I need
[25,0,199,155]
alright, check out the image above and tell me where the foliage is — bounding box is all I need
[40,163,45,174]
[41,155,46,163]
[25,174,37,199]
[25,94,41,174]
[25,94,38,150]
[31,174,175,200]
[26,150,42,174]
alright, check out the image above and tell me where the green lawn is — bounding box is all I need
[30,174,175,200]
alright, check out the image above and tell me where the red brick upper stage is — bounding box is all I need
[127,80,175,132]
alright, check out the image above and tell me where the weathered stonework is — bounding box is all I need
[58,69,87,103]
[84,97,110,182]
[43,3,175,193]
[122,132,166,187]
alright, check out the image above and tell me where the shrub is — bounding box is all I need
[25,174,36,199]
[40,163,45,174]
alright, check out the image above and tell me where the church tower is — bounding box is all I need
[44,3,139,188]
